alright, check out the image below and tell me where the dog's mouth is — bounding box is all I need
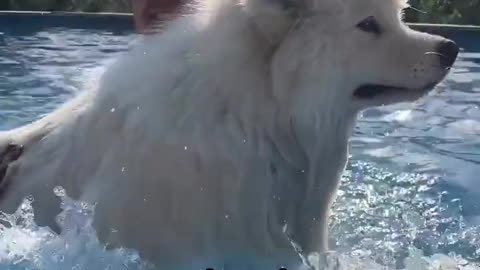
[353,82,438,99]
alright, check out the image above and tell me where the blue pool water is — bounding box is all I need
[1,15,480,269]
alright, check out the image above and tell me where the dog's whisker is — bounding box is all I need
[408,6,428,14]
[425,52,445,57]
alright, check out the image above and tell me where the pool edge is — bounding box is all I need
[1,10,480,35]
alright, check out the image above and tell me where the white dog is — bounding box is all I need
[0,0,458,268]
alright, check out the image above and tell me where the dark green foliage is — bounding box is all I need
[405,0,480,25]
[0,1,10,10]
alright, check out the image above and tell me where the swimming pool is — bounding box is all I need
[1,13,480,269]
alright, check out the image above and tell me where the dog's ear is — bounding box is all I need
[243,0,307,45]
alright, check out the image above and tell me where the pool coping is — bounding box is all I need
[1,10,480,32]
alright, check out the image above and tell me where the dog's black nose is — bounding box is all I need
[437,39,459,68]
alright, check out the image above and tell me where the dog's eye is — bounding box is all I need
[356,16,381,35]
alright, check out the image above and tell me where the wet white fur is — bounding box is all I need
[0,0,452,268]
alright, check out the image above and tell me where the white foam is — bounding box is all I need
[1,179,480,270]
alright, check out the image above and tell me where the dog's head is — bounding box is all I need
[245,0,459,113]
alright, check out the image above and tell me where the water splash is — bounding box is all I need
[330,161,480,269]
[0,187,153,270]
[1,164,480,270]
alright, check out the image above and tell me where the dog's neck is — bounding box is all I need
[264,98,354,253]
[191,5,356,254]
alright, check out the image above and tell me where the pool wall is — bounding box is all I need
[0,11,134,34]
